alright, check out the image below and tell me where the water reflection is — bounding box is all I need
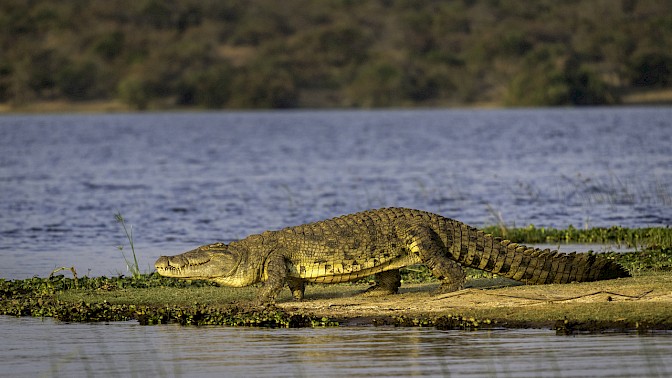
[2,316,671,377]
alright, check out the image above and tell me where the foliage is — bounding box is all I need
[481,224,672,251]
[393,314,493,330]
[629,52,672,87]
[2,0,671,109]
[606,249,672,273]
[0,272,336,326]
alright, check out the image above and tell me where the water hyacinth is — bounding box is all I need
[0,273,335,327]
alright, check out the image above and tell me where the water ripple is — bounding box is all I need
[0,108,670,278]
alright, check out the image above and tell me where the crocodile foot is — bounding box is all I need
[431,281,465,295]
[360,284,398,297]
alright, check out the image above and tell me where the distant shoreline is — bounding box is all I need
[2,88,670,114]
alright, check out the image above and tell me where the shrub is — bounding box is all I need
[229,63,299,108]
[629,52,672,87]
[176,64,234,108]
[117,74,151,110]
[56,60,99,100]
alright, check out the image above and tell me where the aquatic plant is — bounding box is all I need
[391,314,494,331]
[0,273,337,327]
[49,266,78,288]
[607,249,672,273]
[481,224,672,251]
[114,211,141,278]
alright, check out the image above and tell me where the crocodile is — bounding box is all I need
[155,208,630,303]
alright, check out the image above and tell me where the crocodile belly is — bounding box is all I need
[289,254,421,284]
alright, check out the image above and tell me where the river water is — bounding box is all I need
[1,107,672,376]
[3,317,671,378]
[1,107,670,279]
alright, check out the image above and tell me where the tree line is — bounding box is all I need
[1,0,671,110]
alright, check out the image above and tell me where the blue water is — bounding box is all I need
[1,107,671,278]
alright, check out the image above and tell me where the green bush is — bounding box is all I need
[93,31,125,60]
[506,50,618,106]
[176,64,233,108]
[117,74,151,110]
[229,63,299,108]
[629,52,672,87]
[56,60,99,100]
[347,60,404,107]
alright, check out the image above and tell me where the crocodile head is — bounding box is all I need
[155,243,251,287]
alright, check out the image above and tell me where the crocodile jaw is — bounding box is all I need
[155,243,247,286]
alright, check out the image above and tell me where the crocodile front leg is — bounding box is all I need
[399,222,466,293]
[256,252,288,304]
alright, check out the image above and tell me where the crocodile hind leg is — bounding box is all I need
[361,269,401,296]
[427,258,466,293]
[400,222,466,294]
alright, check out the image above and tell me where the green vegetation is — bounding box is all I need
[482,224,672,250]
[2,0,671,110]
[0,272,334,326]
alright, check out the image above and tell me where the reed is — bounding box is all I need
[114,211,141,278]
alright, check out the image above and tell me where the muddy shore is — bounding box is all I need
[4,272,669,334]
[277,273,672,332]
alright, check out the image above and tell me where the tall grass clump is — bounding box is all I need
[481,224,672,250]
[115,211,141,278]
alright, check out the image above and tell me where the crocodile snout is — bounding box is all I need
[155,255,171,269]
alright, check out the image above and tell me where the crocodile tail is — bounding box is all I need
[448,222,631,284]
